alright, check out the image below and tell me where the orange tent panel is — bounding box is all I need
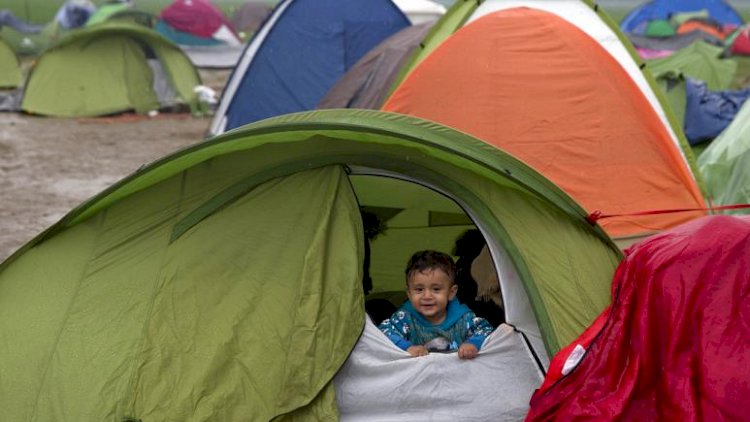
[383,7,706,239]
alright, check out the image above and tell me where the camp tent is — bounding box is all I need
[208,0,410,136]
[21,22,201,117]
[697,98,750,207]
[156,0,243,68]
[393,0,446,24]
[0,110,621,420]
[230,1,272,38]
[317,23,433,110]
[647,41,738,126]
[620,0,744,34]
[383,1,708,244]
[0,37,21,88]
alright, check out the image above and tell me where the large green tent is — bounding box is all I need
[0,37,22,88]
[0,110,621,420]
[21,21,201,117]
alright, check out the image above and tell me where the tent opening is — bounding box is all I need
[334,172,548,419]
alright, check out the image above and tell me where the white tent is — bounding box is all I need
[393,0,446,24]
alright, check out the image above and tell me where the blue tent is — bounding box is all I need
[620,0,743,33]
[209,0,410,135]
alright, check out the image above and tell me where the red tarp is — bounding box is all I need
[527,215,750,421]
[160,0,234,38]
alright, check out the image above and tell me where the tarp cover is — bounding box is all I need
[684,77,750,144]
[526,214,750,421]
[335,321,544,421]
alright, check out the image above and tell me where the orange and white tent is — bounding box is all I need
[383,5,707,242]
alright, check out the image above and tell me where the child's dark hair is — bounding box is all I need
[405,250,456,284]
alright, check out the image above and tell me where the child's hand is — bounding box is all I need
[407,345,429,357]
[458,343,478,359]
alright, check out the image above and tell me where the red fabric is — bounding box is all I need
[527,215,750,421]
[731,28,750,56]
[160,0,235,38]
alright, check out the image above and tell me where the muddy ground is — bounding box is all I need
[0,69,230,262]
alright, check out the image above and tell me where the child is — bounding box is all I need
[379,250,494,359]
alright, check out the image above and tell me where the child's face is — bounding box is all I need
[406,268,457,324]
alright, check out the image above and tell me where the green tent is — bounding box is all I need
[21,21,201,117]
[698,99,750,208]
[644,19,676,37]
[0,110,621,420]
[0,37,22,88]
[647,41,738,125]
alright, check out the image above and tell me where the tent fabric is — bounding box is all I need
[627,29,723,52]
[620,0,744,34]
[684,77,750,144]
[389,0,702,219]
[317,23,433,110]
[698,98,750,206]
[0,37,21,88]
[21,22,201,117]
[526,214,750,421]
[230,1,272,36]
[383,7,707,239]
[85,2,131,26]
[160,0,237,40]
[0,110,623,419]
[393,0,446,25]
[644,19,675,37]
[729,26,750,55]
[647,41,737,91]
[335,321,544,421]
[209,0,410,135]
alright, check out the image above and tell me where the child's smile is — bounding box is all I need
[407,268,457,324]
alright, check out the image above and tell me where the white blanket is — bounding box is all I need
[334,321,545,421]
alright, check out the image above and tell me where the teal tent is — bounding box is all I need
[0,110,621,420]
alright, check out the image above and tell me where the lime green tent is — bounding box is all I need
[698,99,750,208]
[0,37,21,88]
[647,41,738,125]
[21,21,200,117]
[0,110,621,420]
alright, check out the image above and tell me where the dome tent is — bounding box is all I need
[384,0,708,244]
[21,21,201,117]
[0,110,621,420]
[208,0,410,136]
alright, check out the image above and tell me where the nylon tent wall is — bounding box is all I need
[393,0,446,24]
[391,0,697,167]
[317,22,433,110]
[697,98,750,207]
[208,0,410,136]
[21,21,201,117]
[620,0,744,34]
[383,3,708,244]
[0,37,21,88]
[0,110,621,420]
